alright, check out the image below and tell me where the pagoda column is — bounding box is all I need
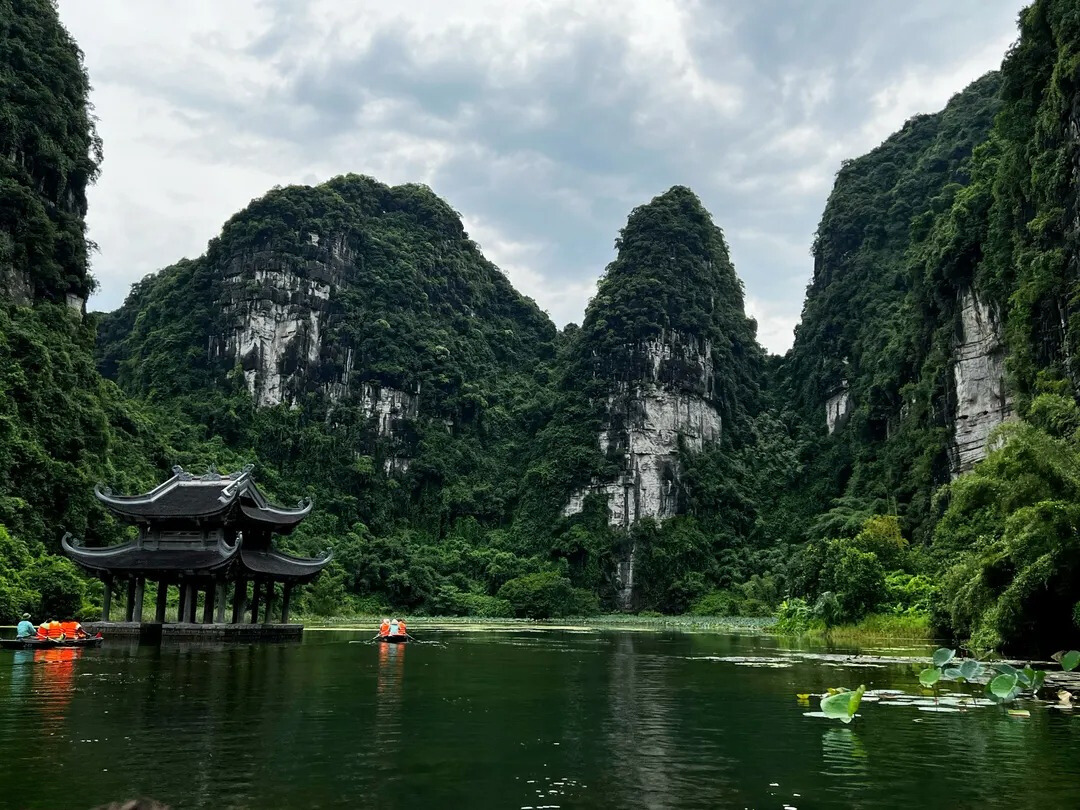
[262,581,275,625]
[177,582,188,623]
[155,581,168,623]
[280,584,293,625]
[186,587,198,623]
[250,580,261,624]
[125,578,137,622]
[202,585,215,624]
[101,577,112,622]
[215,581,226,624]
[232,579,246,624]
[133,577,145,623]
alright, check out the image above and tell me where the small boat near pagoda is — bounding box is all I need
[1,635,104,651]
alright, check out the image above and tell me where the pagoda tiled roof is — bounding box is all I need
[94,465,312,530]
[61,533,240,575]
[240,547,334,583]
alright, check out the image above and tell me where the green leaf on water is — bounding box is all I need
[943,667,964,681]
[1031,670,1046,692]
[932,648,956,667]
[990,673,1019,700]
[994,662,1019,677]
[1062,651,1080,672]
[821,684,865,724]
[919,667,941,688]
[959,659,982,681]
[1019,667,1034,687]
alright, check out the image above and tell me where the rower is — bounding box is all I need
[379,618,391,637]
[389,619,400,637]
[16,613,35,638]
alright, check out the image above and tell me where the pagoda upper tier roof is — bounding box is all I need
[94,465,313,529]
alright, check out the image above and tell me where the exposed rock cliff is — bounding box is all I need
[951,289,1012,475]
[546,187,762,608]
[564,332,722,528]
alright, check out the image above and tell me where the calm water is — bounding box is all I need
[0,629,1078,809]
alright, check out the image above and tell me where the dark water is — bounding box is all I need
[0,629,1078,809]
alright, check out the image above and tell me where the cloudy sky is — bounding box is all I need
[58,0,1024,353]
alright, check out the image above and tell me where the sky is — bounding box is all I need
[57,0,1025,354]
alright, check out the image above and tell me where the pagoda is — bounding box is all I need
[62,465,332,635]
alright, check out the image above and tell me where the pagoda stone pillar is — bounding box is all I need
[133,577,145,623]
[101,577,112,622]
[155,581,168,623]
[263,581,274,625]
[186,588,198,623]
[202,585,215,624]
[177,582,188,623]
[232,579,246,624]
[250,581,261,624]
[125,578,137,622]
[215,581,226,624]
[281,584,293,625]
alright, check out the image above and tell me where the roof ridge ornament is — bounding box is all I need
[95,483,113,497]
[200,465,222,482]
[173,464,194,482]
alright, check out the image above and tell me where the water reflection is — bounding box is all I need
[19,647,83,733]
[372,641,406,763]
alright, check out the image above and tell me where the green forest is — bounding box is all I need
[2,0,1080,654]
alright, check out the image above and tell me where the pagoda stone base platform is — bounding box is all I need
[83,622,303,644]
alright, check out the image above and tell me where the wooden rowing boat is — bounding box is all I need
[1,636,104,650]
[376,634,408,644]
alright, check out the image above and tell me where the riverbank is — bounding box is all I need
[299,611,933,640]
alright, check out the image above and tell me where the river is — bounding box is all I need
[0,628,1077,808]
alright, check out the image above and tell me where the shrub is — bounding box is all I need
[497,571,597,618]
[689,589,743,616]
[773,598,813,632]
[882,571,936,614]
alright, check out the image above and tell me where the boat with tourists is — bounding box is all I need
[374,617,410,643]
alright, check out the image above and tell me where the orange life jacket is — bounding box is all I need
[37,623,48,638]
[61,621,83,638]
[379,622,390,637]
[47,621,63,639]
[397,622,407,635]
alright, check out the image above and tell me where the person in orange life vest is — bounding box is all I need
[47,620,63,639]
[379,618,391,637]
[36,621,49,639]
[396,618,407,637]
[60,621,86,639]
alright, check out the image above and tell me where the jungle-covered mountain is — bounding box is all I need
[5,0,1080,652]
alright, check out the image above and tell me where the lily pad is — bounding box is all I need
[932,648,956,667]
[821,684,865,724]
[1062,651,1080,673]
[919,667,941,688]
[989,673,1019,700]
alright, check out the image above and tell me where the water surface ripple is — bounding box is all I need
[0,631,1078,808]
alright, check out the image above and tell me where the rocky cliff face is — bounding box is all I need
[217,235,346,408]
[951,289,1013,475]
[550,187,762,609]
[562,334,722,607]
[563,332,721,528]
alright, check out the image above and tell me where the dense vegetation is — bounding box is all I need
[4,0,1080,652]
